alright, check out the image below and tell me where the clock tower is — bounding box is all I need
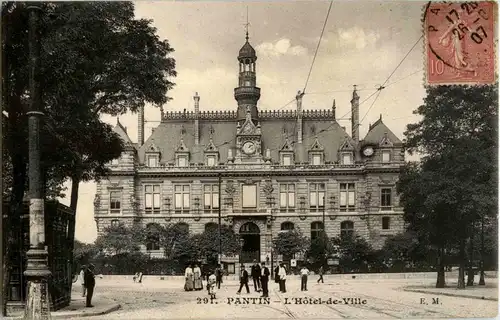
[234,26,263,164]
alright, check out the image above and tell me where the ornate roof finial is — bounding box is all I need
[245,6,250,41]
[380,114,383,120]
[332,99,336,109]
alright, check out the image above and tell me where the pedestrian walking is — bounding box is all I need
[84,264,96,308]
[215,264,223,289]
[78,266,86,297]
[278,263,287,293]
[260,261,270,298]
[251,260,261,292]
[317,266,324,283]
[236,265,250,294]
[300,266,310,291]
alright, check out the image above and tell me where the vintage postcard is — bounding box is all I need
[1,1,498,320]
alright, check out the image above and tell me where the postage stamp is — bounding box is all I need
[424,1,497,85]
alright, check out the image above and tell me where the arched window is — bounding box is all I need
[205,223,218,233]
[145,223,161,251]
[340,221,354,239]
[175,222,189,234]
[280,222,295,231]
[310,221,324,240]
[110,219,120,228]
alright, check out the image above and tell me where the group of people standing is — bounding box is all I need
[77,264,96,308]
[237,260,270,297]
[184,264,204,291]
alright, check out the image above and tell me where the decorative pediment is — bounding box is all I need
[379,176,394,185]
[339,137,355,151]
[379,132,394,147]
[280,137,294,152]
[146,142,160,153]
[309,137,324,151]
[176,139,189,153]
[204,138,218,152]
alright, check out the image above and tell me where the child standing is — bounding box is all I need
[207,270,217,299]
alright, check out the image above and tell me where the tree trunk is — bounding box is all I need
[457,238,466,289]
[66,174,80,293]
[436,246,446,288]
[466,236,474,286]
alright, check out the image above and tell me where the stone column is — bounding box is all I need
[24,6,51,320]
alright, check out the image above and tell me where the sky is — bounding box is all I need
[61,0,427,243]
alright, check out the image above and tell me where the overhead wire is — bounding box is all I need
[302,0,333,94]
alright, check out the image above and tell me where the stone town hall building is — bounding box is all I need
[93,33,405,271]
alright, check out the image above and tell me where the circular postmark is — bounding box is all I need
[424,1,496,84]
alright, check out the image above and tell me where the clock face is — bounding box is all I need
[363,146,374,157]
[242,141,256,155]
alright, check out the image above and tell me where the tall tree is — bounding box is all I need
[399,85,497,288]
[2,2,176,310]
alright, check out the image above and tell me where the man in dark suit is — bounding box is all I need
[84,264,96,307]
[215,264,223,289]
[260,261,270,298]
[251,260,261,292]
[236,265,250,294]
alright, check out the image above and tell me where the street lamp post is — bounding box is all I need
[239,238,245,266]
[218,173,222,265]
[24,5,52,319]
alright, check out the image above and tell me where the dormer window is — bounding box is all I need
[147,155,159,167]
[342,153,353,165]
[282,154,293,166]
[308,138,324,166]
[175,138,190,167]
[177,155,188,167]
[312,154,322,165]
[206,155,216,167]
[382,150,391,163]
[145,142,161,167]
[204,136,219,166]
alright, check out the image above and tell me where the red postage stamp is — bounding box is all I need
[424,1,496,85]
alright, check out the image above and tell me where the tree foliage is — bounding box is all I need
[331,236,376,273]
[398,84,498,287]
[273,229,310,260]
[2,1,177,203]
[94,224,143,256]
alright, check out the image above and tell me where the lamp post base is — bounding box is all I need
[24,248,52,320]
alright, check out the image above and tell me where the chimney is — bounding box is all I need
[350,85,359,142]
[138,105,144,146]
[332,99,336,120]
[194,92,200,145]
[296,90,304,144]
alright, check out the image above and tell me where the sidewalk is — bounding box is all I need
[4,295,121,319]
[403,281,498,301]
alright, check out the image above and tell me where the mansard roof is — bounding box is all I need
[362,115,402,146]
[137,110,399,165]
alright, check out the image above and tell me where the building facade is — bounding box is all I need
[93,34,405,270]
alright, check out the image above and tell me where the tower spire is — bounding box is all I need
[244,6,250,41]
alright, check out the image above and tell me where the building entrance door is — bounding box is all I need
[239,222,260,263]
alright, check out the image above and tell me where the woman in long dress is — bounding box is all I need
[193,264,203,291]
[184,265,194,291]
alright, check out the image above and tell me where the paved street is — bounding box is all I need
[66,277,498,319]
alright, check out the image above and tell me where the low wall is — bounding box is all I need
[99,271,498,282]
